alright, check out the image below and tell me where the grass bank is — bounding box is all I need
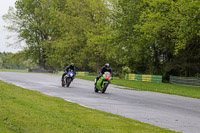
[0,80,177,133]
[76,76,200,99]
[0,69,27,73]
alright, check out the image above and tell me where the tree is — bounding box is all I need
[171,0,200,76]
[4,0,199,77]
[0,52,26,69]
[113,0,200,79]
[3,0,54,69]
[44,0,115,71]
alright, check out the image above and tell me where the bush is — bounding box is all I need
[120,66,131,79]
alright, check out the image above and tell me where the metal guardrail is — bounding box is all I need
[170,75,200,86]
[58,71,89,76]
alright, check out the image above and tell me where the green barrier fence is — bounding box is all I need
[126,74,162,83]
[76,72,89,76]
[170,75,200,86]
[58,71,89,76]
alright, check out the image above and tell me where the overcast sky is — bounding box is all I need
[0,0,23,53]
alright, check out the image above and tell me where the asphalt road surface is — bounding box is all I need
[0,72,200,133]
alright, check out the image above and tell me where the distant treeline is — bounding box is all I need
[0,52,26,70]
[3,0,200,80]
[0,52,36,70]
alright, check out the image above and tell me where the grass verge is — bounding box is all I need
[76,76,200,99]
[0,80,178,133]
[0,69,27,73]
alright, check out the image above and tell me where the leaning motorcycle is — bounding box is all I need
[94,72,112,93]
[62,69,75,87]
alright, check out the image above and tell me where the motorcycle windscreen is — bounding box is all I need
[104,72,111,80]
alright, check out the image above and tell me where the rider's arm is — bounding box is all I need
[65,66,69,72]
[100,66,105,75]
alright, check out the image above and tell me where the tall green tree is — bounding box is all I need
[3,0,114,71]
[171,0,200,76]
[114,0,200,78]
[4,0,54,69]
[113,0,147,74]
[44,0,115,71]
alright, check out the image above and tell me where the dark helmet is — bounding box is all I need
[105,63,110,69]
[70,63,74,68]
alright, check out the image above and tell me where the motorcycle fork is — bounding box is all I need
[102,81,108,88]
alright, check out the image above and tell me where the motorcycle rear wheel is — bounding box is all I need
[94,86,98,92]
[61,81,65,87]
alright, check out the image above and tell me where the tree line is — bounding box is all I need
[3,0,200,80]
[0,52,25,69]
[0,51,37,70]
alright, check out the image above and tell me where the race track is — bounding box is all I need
[0,72,200,133]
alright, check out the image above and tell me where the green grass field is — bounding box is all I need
[0,80,178,133]
[76,76,200,99]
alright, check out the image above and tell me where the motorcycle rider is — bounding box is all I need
[61,63,76,82]
[95,63,112,85]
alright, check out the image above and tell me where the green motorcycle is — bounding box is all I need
[94,72,112,93]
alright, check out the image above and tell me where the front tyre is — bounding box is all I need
[66,78,72,87]
[101,83,108,93]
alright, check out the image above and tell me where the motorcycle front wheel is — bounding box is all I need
[101,83,108,93]
[66,78,72,87]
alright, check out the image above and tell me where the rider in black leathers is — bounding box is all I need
[95,63,112,85]
[61,63,75,82]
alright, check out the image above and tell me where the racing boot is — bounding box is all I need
[94,79,97,85]
[61,78,64,87]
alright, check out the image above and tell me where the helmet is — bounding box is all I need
[70,63,74,67]
[105,63,110,69]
